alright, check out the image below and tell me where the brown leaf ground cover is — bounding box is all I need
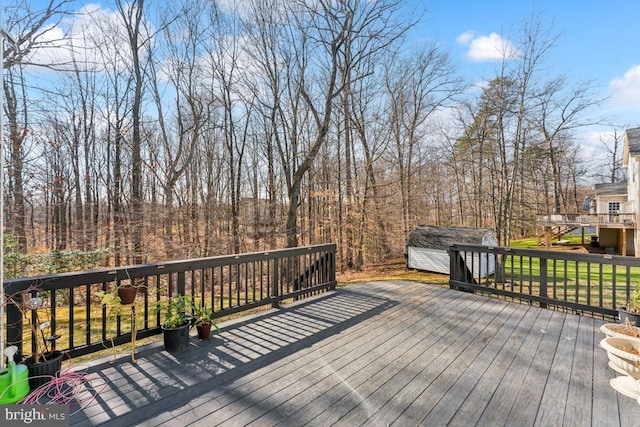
[337,258,449,286]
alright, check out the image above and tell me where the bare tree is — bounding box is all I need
[146,2,202,258]
[384,46,464,239]
[115,0,147,265]
[2,0,72,251]
[597,127,626,183]
[283,0,415,250]
[534,76,602,214]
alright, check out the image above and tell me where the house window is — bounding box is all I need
[608,202,620,214]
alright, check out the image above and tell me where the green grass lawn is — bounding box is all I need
[510,233,588,249]
[489,237,640,309]
[17,292,272,363]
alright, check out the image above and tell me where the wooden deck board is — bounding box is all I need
[243,286,459,427]
[535,311,581,426]
[564,316,596,426]
[67,281,640,427]
[418,302,522,425]
[294,291,488,426]
[447,304,539,426]
[476,306,552,426]
[506,309,565,426]
[375,297,517,427]
[249,294,442,426]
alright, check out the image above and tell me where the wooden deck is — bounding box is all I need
[69,280,640,426]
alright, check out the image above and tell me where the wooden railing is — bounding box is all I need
[449,244,640,320]
[3,244,336,359]
[537,213,636,226]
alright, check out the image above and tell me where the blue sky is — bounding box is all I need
[25,0,640,147]
[409,0,640,132]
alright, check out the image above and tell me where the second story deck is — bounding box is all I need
[537,213,636,229]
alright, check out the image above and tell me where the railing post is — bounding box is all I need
[177,271,185,296]
[271,258,279,307]
[540,258,548,309]
[329,249,336,285]
[448,246,457,290]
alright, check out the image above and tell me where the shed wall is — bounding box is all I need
[407,246,496,278]
[407,247,449,274]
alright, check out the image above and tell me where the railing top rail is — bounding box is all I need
[449,243,640,267]
[4,243,337,294]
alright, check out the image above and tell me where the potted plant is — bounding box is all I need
[117,285,138,305]
[116,270,141,305]
[192,304,220,340]
[601,319,640,343]
[600,336,640,399]
[619,283,640,326]
[6,287,63,390]
[95,284,140,364]
[157,295,192,352]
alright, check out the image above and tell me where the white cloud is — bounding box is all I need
[456,31,520,62]
[471,80,489,91]
[25,3,146,73]
[610,65,640,107]
[584,130,613,150]
[456,30,475,45]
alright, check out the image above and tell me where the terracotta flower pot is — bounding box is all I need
[118,286,137,305]
[196,323,212,340]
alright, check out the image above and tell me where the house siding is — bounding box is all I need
[629,155,640,256]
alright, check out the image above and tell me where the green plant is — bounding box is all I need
[157,295,192,329]
[95,283,139,364]
[192,305,212,326]
[191,304,221,333]
[626,284,640,313]
[3,233,110,279]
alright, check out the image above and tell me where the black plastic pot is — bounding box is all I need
[24,350,64,390]
[162,322,190,352]
[618,308,640,326]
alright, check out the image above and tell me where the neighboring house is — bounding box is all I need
[538,127,640,256]
[406,225,497,277]
[593,181,635,255]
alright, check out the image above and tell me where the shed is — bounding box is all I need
[406,225,498,278]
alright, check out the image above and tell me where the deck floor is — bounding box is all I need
[69,280,640,426]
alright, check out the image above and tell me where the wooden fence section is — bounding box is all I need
[3,244,336,359]
[449,244,640,319]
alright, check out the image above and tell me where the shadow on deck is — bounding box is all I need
[69,281,640,426]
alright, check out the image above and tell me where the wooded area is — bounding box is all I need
[1,0,618,275]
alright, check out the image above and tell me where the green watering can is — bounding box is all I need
[0,346,30,404]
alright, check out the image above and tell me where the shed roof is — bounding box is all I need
[407,225,496,251]
[594,181,627,196]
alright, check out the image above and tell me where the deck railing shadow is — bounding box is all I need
[70,288,397,426]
